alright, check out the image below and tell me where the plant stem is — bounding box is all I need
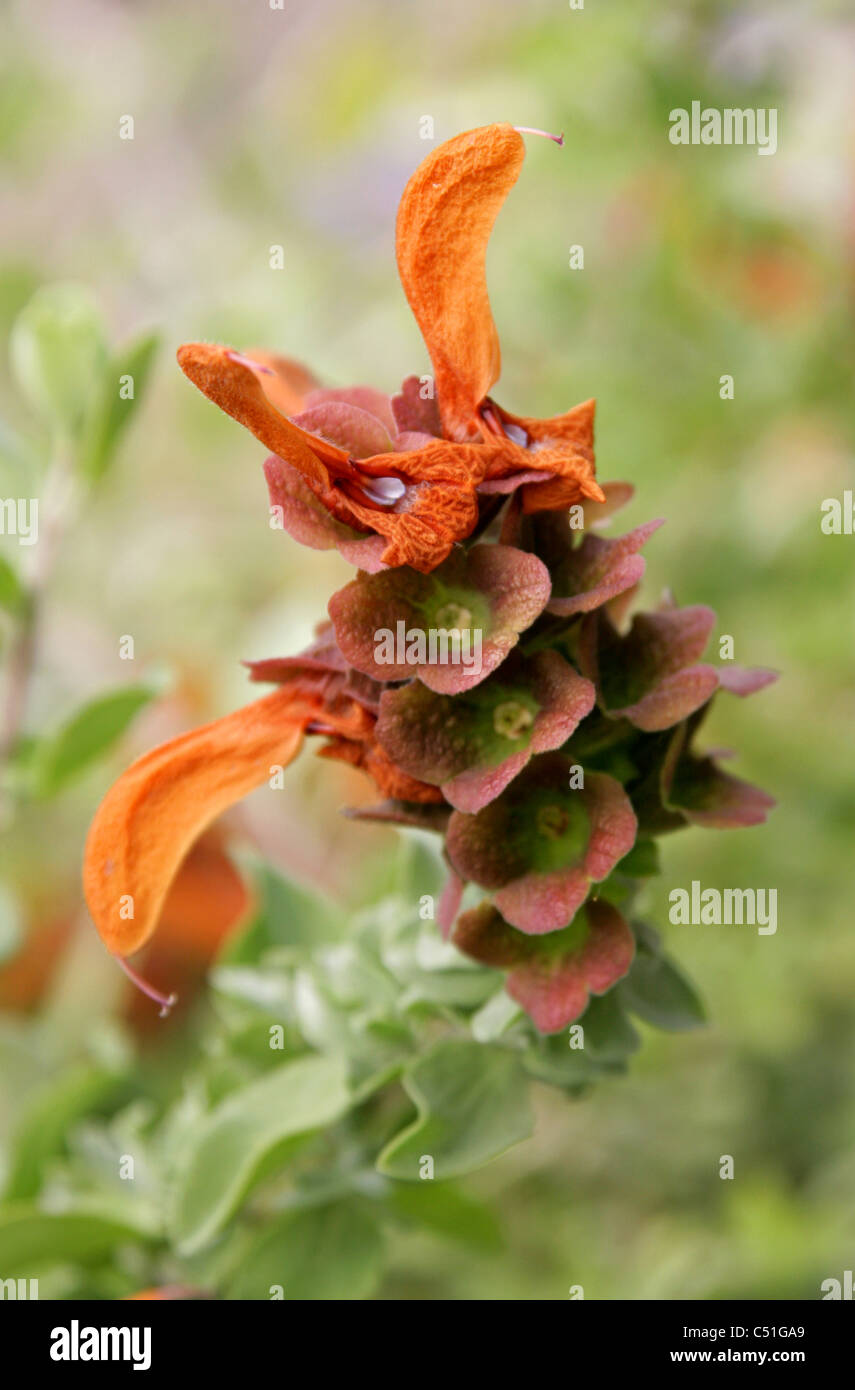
[0,447,79,761]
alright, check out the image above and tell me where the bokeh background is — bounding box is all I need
[1,0,854,1299]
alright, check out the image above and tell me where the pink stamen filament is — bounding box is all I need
[114,954,178,1018]
[478,401,530,450]
[514,126,565,146]
[479,403,507,439]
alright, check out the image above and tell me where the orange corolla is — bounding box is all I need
[83,653,439,1007]
[178,123,603,575]
[83,124,605,1007]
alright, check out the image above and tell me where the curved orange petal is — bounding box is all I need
[494,398,596,453]
[154,830,252,956]
[482,397,605,511]
[177,343,521,572]
[521,472,605,514]
[177,343,348,491]
[519,446,605,513]
[396,123,525,442]
[83,688,315,958]
[243,348,321,415]
[328,437,504,572]
[338,476,480,574]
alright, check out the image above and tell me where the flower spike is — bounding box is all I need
[82,125,775,1043]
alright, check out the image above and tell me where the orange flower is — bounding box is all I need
[177,123,603,574]
[83,686,312,1007]
[83,648,439,1004]
[83,125,604,1004]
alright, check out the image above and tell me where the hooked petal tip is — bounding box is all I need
[582,478,607,503]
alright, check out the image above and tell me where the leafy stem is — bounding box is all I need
[0,442,80,767]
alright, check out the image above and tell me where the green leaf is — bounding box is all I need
[0,734,40,801]
[396,831,447,902]
[382,923,500,1010]
[398,968,498,1010]
[32,683,159,796]
[581,990,642,1062]
[210,965,294,1018]
[0,552,26,615]
[80,331,159,483]
[377,1040,533,1181]
[171,1054,352,1255]
[226,1201,384,1300]
[523,1032,612,1090]
[0,416,41,497]
[470,987,522,1042]
[617,837,660,876]
[389,1180,502,1252]
[221,866,340,963]
[9,283,107,435]
[618,947,706,1030]
[0,1204,154,1271]
[3,1065,126,1202]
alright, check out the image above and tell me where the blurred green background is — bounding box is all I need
[1,0,853,1299]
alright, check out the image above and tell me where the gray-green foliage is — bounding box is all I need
[0,285,160,903]
[0,837,702,1299]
